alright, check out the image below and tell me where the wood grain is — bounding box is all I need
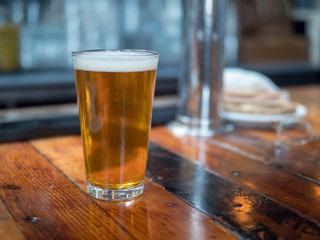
[0,142,135,240]
[211,129,320,183]
[150,126,320,225]
[146,143,320,240]
[147,86,320,229]
[0,198,25,240]
[30,136,238,240]
[1,85,319,239]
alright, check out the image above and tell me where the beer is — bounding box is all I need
[72,50,159,200]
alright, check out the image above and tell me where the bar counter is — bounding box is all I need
[0,85,319,239]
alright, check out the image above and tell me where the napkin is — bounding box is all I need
[224,67,278,91]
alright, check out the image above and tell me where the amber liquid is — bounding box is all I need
[75,69,156,189]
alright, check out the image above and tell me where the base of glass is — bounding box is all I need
[167,120,233,137]
[87,182,144,201]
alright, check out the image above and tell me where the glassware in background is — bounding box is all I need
[3,0,320,73]
[273,118,320,180]
[14,0,68,69]
[13,0,182,71]
[8,0,123,70]
[121,0,182,69]
[65,0,122,68]
[275,118,317,148]
[168,0,233,137]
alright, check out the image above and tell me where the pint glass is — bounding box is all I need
[72,49,159,201]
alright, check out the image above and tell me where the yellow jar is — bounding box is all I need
[0,23,20,72]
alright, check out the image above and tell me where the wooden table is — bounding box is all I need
[0,85,319,240]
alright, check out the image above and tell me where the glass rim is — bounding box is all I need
[274,118,316,148]
[72,49,159,58]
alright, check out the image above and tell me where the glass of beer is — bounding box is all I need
[72,49,159,201]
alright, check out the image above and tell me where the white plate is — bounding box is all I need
[219,104,307,128]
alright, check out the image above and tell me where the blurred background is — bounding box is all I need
[0,0,320,140]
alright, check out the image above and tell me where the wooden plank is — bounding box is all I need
[215,85,320,183]
[202,86,320,184]
[150,126,320,225]
[211,129,320,184]
[0,198,25,240]
[31,136,238,240]
[31,135,320,239]
[146,143,320,240]
[0,142,135,240]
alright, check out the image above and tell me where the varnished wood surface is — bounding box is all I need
[0,84,319,239]
[150,85,320,239]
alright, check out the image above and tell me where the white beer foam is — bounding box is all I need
[73,50,158,72]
